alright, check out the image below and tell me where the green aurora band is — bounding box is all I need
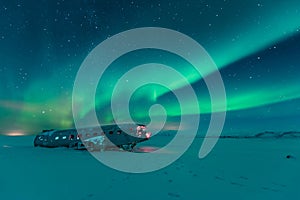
[1,1,300,133]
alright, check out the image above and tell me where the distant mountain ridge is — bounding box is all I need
[218,131,300,139]
[157,131,300,139]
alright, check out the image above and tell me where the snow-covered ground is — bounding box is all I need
[1,135,300,200]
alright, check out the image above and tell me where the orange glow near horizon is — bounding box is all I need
[5,132,26,136]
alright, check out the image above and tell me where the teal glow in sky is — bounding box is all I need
[0,0,300,134]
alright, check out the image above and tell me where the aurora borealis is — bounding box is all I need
[1,0,300,135]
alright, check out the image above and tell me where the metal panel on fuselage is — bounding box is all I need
[78,124,143,146]
[50,129,78,147]
[102,124,137,146]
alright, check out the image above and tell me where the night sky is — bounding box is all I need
[1,0,300,135]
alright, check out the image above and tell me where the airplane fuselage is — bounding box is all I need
[33,123,151,151]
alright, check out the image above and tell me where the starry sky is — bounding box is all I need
[0,0,300,135]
